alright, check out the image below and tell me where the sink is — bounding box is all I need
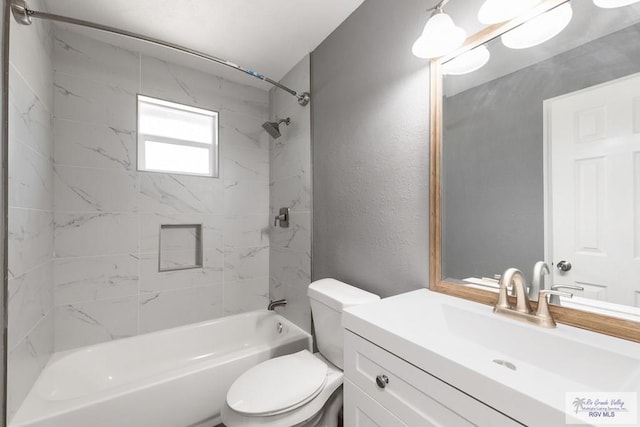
[343,289,640,426]
[442,303,640,391]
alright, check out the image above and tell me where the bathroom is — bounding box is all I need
[3,0,640,426]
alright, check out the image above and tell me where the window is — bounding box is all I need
[137,95,219,177]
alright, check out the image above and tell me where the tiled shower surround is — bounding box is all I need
[269,56,312,333]
[51,29,271,350]
[7,0,54,419]
[0,5,318,421]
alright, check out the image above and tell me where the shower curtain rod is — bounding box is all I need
[9,0,311,106]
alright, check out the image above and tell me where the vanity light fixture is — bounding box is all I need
[501,3,573,49]
[412,0,466,59]
[442,45,491,75]
[593,0,640,7]
[477,0,539,25]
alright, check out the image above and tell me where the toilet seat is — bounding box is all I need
[226,350,328,416]
[221,352,344,427]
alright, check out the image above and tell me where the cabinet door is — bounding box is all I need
[344,379,407,427]
[344,331,524,427]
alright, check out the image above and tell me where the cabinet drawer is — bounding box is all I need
[344,331,523,427]
[344,379,407,427]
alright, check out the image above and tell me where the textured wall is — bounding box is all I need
[311,0,430,297]
[51,29,271,351]
[442,23,640,282]
[7,0,54,420]
[269,56,312,332]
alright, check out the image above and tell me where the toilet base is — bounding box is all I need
[312,387,343,427]
[274,386,343,427]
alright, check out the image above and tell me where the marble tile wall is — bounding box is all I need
[269,56,312,333]
[7,0,55,421]
[52,29,271,351]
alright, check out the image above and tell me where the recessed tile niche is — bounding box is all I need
[159,224,203,271]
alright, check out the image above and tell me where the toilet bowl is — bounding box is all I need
[221,351,343,426]
[221,279,380,427]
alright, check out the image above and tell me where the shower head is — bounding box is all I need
[262,117,290,139]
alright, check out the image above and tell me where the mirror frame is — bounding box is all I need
[429,0,640,342]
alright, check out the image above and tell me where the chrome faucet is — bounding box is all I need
[530,261,550,299]
[267,299,287,311]
[494,267,574,328]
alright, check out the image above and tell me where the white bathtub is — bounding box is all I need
[11,310,312,427]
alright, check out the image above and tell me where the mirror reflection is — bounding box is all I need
[441,0,640,318]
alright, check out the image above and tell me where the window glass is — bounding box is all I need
[137,95,218,177]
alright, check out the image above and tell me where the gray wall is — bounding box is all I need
[311,0,430,297]
[310,0,640,296]
[442,23,640,281]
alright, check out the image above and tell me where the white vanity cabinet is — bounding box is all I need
[342,290,640,426]
[343,330,523,427]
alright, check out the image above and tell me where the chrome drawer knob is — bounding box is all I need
[376,374,389,389]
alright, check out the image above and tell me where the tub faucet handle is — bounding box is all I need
[274,207,290,228]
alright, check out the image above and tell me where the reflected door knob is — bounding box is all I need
[556,260,572,272]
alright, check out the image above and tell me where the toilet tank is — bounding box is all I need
[308,279,380,369]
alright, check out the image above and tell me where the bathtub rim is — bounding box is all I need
[50,309,310,363]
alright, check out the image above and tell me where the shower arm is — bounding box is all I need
[10,0,311,106]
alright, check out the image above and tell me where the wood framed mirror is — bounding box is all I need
[429,0,640,342]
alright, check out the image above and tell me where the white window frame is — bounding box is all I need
[137,94,219,177]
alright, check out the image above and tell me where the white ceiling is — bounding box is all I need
[39,0,365,90]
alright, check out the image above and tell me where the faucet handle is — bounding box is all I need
[550,284,583,291]
[550,284,583,305]
[540,289,573,299]
[274,207,290,228]
[536,289,573,327]
[495,275,511,311]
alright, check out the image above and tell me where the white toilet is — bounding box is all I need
[221,278,380,426]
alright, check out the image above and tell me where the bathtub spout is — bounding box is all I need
[268,299,287,310]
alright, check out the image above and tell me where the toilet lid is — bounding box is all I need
[226,350,328,416]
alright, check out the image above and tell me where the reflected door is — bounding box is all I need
[548,72,640,307]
